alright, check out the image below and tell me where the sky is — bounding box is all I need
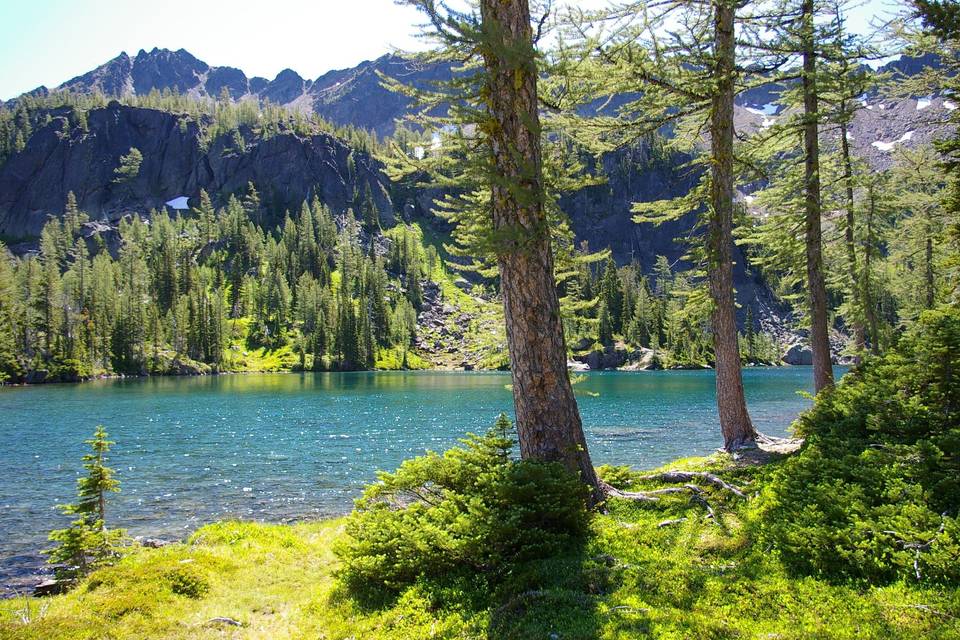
[0,0,905,102]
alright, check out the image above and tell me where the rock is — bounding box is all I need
[136,537,173,548]
[570,337,593,352]
[567,360,590,372]
[782,343,813,365]
[24,369,48,384]
[168,358,210,376]
[575,346,629,370]
[33,579,67,597]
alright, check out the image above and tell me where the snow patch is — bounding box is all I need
[746,102,779,116]
[165,196,190,210]
[945,100,957,111]
[917,97,932,110]
[871,131,915,152]
[745,106,776,128]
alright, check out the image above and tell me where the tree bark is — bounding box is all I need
[479,0,601,501]
[925,214,935,309]
[839,115,866,355]
[709,0,758,450]
[801,0,834,393]
[864,183,880,355]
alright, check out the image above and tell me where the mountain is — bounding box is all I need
[0,100,393,238]
[30,48,449,138]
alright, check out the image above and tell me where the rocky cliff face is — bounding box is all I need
[0,101,393,238]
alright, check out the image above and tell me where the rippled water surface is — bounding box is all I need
[0,368,840,590]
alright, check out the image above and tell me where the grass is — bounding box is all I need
[220,318,300,372]
[3,452,958,639]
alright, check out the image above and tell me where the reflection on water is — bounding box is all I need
[0,367,841,590]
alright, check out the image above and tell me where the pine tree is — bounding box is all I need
[576,0,773,448]
[112,147,142,183]
[47,426,123,580]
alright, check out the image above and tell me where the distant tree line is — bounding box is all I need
[0,186,432,383]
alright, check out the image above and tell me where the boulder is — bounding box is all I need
[34,578,68,597]
[576,346,629,370]
[570,337,593,352]
[782,343,813,365]
[136,537,173,548]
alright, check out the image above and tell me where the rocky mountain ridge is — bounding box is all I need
[0,100,393,238]
[21,48,450,138]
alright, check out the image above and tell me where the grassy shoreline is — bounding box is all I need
[2,450,957,640]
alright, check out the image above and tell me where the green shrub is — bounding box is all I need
[596,464,635,490]
[758,307,960,584]
[335,414,590,595]
[166,566,209,598]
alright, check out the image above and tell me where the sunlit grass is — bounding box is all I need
[4,453,957,639]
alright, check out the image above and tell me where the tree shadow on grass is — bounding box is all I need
[332,539,615,639]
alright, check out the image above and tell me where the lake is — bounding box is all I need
[0,368,838,591]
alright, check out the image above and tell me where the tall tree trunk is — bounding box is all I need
[710,0,758,450]
[925,212,935,309]
[479,0,601,501]
[864,184,880,355]
[839,115,866,355]
[801,0,834,392]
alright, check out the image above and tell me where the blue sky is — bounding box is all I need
[0,0,904,101]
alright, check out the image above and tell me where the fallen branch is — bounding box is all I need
[656,518,688,528]
[887,604,956,620]
[205,617,244,627]
[881,514,948,581]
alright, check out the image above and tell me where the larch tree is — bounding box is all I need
[800,0,835,393]
[393,0,602,500]
[562,0,794,449]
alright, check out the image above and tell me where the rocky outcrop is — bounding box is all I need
[0,102,393,238]
[571,345,661,371]
[782,343,814,366]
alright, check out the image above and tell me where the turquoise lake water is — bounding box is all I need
[0,368,839,591]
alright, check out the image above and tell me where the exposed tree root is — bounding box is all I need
[602,481,718,518]
[635,471,747,498]
[600,466,749,521]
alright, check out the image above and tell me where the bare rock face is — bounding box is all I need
[262,69,306,105]
[0,102,393,238]
[782,343,814,366]
[205,66,249,101]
